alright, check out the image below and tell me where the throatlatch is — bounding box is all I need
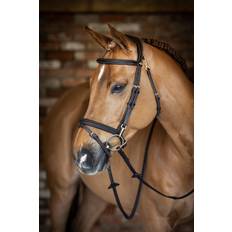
[77,35,193,220]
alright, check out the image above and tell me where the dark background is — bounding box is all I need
[39,0,193,231]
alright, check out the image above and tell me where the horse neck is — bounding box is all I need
[144,44,194,158]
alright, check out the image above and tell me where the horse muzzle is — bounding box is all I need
[73,145,109,175]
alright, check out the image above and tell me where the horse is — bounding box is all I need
[43,24,194,232]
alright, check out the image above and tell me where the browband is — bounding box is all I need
[97,58,138,66]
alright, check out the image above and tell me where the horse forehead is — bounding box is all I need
[97,64,105,82]
[94,63,118,84]
[94,48,135,83]
[95,64,131,86]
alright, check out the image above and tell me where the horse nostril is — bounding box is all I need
[74,144,109,175]
[75,147,95,171]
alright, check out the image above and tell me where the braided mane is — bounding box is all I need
[142,38,188,74]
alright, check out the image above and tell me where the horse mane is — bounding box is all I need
[142,38,189,75]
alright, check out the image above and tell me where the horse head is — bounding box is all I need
[73,25,158,175]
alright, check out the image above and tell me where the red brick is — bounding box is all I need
[47,32,72,42]
[40,60,61,69]
[61,41,85,50]
[85,51,102,59]
[61,77,88,87]
[74,51,102,60]
[99,15,126,23]
[40,68,93,79]
[72,33,91,41]
[40,23,61,34]
[40,41,60,50]
[62,60,86,68]
[40,13,74,24]
[86,41,104,51]
[40,78,61,89]
[46,87,69,98]
[66,27,91,40]
[46,51,74,61]
[74,15,99,24]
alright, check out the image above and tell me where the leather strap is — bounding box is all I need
[80,118,119,135]
[97,58,138,66]
[119,85,140,127]
[146,68,161,115]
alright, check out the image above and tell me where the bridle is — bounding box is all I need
[76,35,194,219]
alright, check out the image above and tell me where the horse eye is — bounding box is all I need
[111,83,126,94]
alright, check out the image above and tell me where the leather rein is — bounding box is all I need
[77,35,194,219]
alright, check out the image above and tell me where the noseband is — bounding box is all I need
[76,35,193,219]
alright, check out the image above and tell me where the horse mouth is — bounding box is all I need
[74,146,109,175]
[77,161,109,176]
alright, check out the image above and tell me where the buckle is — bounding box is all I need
[119,124,126,137]
[133,84,140,89]
[139,57,150,71]
[106,134,127,152]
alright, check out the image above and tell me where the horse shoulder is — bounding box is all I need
[144,122,193,227]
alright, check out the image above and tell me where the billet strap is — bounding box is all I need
[146,68,161,116]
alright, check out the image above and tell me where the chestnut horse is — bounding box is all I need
[43,25,193,232]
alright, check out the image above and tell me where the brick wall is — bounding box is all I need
[39,12,193,232]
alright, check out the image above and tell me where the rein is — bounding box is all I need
[77,35,194,219]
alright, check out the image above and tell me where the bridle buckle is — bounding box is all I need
[106,124,127,151]
[133,84,140,89]
[139,58,150,71]
[119,124,126,137]
[106,134,127,152]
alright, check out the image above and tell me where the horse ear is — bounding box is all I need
[85,26,115,50]
[108,24,130,50]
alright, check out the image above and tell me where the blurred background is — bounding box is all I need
[39,0,193,231]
